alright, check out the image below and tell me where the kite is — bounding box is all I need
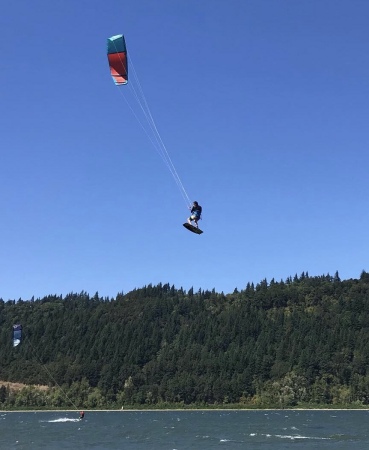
[13,324,22,347]
[107,35,128,85]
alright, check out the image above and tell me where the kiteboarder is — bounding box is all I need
[187,201,202,228]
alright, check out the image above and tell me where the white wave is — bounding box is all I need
[219,438,244,444]
[48,418,81,423]
[275,434,330,440]
[253,432,329,441]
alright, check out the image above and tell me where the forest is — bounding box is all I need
[1,271,369,409]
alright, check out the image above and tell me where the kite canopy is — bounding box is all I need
[107,35,128,85]
[13,324,22,347]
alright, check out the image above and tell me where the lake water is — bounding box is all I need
[1,410,369,449]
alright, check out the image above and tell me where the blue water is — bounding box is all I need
[1,410,369,449]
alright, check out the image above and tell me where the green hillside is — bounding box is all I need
[1,271,369,409]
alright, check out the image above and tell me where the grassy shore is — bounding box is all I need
[2,381,369,412]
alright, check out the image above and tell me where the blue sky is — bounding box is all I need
[1,0,368,300]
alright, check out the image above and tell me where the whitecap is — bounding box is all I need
[48,418,80,423]
[275,434,330,440]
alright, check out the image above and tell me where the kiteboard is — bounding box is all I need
[183,223,203,235]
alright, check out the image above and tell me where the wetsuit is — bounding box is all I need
[191,204,202,220]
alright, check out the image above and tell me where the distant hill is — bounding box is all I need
[1,271,369,409]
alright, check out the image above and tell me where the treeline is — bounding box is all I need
[1,271,369,409]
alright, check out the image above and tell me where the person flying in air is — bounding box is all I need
[187,201,202,228]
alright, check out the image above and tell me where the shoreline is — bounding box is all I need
[1,408,369,413]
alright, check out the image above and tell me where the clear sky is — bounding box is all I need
[1,0,368,300]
